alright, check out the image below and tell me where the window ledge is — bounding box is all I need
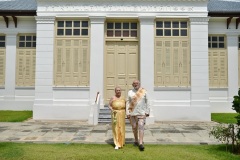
[154,87,191,91]
[53,86,90,91]
[209,88,228,91]
[15,87,35,90]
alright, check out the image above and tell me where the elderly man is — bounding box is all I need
[126,80,150,151]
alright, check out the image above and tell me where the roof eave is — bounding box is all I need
[0,10,36,16]
[208,11,240,17]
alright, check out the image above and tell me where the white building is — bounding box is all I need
[0,0,239,122]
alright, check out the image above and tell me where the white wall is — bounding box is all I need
[209,18,240,113]
[0,17,36,110]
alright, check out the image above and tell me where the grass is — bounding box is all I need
[211,113,238,124]
[0,111,32,122]
[0,143,239,160]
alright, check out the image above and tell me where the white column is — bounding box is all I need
[5,33,17,98]
[226,32,238,103]
[139,16,155,124]
[190,17,210,121]
[89,16,105,106]
[139,16,155,98]
[33,16,55,119]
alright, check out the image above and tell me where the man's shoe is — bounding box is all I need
[133,142,139,147]
[139,144,144,151]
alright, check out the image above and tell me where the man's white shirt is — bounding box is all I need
[126,89,150,116]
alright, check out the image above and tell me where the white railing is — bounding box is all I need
[88,92,100,125]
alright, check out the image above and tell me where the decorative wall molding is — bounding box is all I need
[36,0,205,13]
[38,0,207,2]
[35,16,56,24]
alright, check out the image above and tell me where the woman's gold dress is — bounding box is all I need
[111,98,126,148]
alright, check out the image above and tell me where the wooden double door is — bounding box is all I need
[104,41,139,104]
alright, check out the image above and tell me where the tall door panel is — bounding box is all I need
[105,41,138,103]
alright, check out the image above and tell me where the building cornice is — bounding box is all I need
[37,0,207,13]
[38,0,207,2]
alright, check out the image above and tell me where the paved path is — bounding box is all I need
[0,120,220,145]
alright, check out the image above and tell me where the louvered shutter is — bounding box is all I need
[32,50,36,86]
[155,40,164,86]
[181,41,189,86]
[164,40,172,86]
[80,39,89,85]
[209,50,228,88]
[55,38,89,86]
[16,50,25,86]
[55,40,64,85]
[0,49,5,86]
[173,41,180,86]
[63,40,72,86]
[72,40,80,86]
[24,50,33,86]
[219,51,228,87]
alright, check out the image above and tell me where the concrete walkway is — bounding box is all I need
[0,120,220,145]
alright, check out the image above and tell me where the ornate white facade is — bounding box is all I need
[0,0,239,123]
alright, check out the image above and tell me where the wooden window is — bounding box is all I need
[208,35,225,49]
[154,20,190,87]
[54,20,90,86]
[0,35,6,86]
[106,21,138,38]
[156,20,188,37]
[208,35,228,88]
[16,34,36,87]
[57,20,89,36]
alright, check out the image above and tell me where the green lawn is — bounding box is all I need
[211,113,238,124]
[0,143,239,160]
[0,111,32,122]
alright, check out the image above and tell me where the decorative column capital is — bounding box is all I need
[189,17,209,25]
[226,31,239,37]
[138,16,155,25]
[89,16,106,24]
[35,16,56,24]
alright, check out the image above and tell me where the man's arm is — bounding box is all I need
[145,92,150,116]
[126,91,131,118]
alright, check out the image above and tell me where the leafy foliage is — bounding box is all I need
[210,88,240,154]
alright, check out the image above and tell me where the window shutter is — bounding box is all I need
[155,40,164,86]
[72,40,80,86]
[55,40,64,85]
[181,41,189,86]
[219,51,228,87]
[209,50,227,88]
[164,40,171,86]
[31,50,36,86]
[0,49,5,86]
[24,51,31,85]
[80,40,89,85]
[173,41,180,86]
[63,41,72,86]
[16,50,25,86]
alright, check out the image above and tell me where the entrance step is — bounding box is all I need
[98,105,130,124]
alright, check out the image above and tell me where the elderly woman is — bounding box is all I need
[108,87,126,150]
